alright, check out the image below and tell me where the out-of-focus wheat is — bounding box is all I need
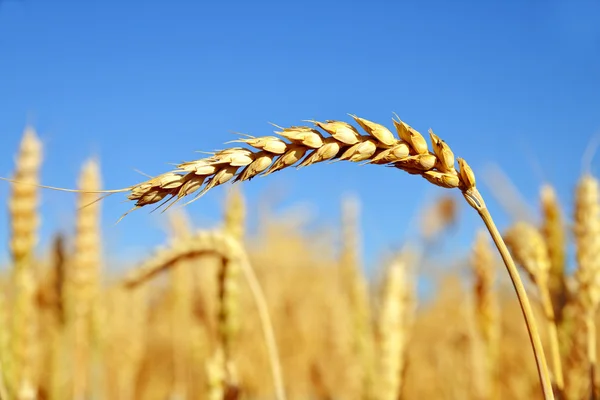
[375,255,414,400]
[540,185,568,323]
[8,127,43,400]
[567,174,600,400]
[504,222,564,393]
[340,196,374,400]
[471,229,499,399]
[166,209,194,399]
[64,159,102,400]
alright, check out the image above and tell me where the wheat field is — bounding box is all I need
[1,123,599,400]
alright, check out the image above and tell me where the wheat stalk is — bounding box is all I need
[122,230,286,400]
[504,222,564,394]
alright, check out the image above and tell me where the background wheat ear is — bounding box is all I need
[8,127,43,400]
[567,174,600,400]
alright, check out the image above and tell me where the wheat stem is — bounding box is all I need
[463,187,554,400]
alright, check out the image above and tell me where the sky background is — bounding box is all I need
[0,0,599,277]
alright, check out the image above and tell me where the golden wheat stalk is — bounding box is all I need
[2,114,554,399]
[504,222,564,394]
[122,230,286,400]
[9,127,43,400]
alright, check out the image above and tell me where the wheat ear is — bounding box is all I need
[122,230,286,400]
[9,127,43,400]
[540,185,568,323]
[573,174,600,399]
[63,159,102,400]
[504,222,564,394]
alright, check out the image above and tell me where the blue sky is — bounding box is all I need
[0,0,599,275]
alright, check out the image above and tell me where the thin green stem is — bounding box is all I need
[463,187,554,400]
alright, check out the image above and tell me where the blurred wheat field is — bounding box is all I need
[1,126,599,400]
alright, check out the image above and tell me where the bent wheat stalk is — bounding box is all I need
[122,230,286,400]
[3,114,554,399]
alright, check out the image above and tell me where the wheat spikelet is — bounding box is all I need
[375,255,414,400]
[340,196,375,400]
[8,127,43,400]
[504,222,564,393]
[540,185,568,322]
[566,174,600,400]
[122,230,286,400]
[470,229,499,399]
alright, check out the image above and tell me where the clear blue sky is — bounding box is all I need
[0,0,599,274]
